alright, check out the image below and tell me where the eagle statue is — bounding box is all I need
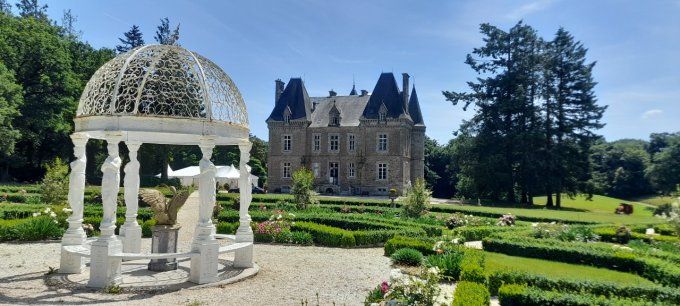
[139,186,192,225]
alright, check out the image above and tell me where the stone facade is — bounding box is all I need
[267,73,425,196]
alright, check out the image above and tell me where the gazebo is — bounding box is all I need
[59,44,255,288]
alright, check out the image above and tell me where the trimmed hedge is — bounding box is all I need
[452,225,518,241]
[0,216,63,241]
[498,284,667,306]
[483,236,680,287]
[292,222,355,247]
[216,221,239,234]
[384,235,435,256]
[489,270,680,304]
[0,204,44,219]
[632,224,676,236]
[452,281,490,306]
[460,250,487,285]
[594,227,680,244]
[428,204,595,224]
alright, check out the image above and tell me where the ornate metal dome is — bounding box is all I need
[77,44,248,128]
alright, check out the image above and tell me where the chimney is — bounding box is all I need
[275,79,285,102]
[360,89,368,96]
[329,89,337,97]
[402,73,410,112]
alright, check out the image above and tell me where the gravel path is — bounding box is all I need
[0,192,392,305]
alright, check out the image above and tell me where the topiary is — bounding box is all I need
[390,248,424,266]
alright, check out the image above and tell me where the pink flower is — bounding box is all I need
[380,281,389,294]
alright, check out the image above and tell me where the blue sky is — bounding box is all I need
[32,0,680,143]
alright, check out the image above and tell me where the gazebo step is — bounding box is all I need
[218,242,251,254]
[62,245,91,257]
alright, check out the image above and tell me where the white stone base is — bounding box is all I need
[189,239,219,284]
[119,223,142,253]
[59,229,87,274]
[87,237,123,288]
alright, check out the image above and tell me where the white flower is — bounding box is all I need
[32,212,40,217]
[50,212,57,218]
[531,223,538,227]
[451,238,460,244]
[43,208,50,213]
[62,208,72,213]
[427,266,440,275]
[53,220,59,224]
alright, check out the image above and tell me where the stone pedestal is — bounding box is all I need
[148,224,181,272]
[59,230,87,274]
[88,237,123,288]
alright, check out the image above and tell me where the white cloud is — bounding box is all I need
[506,0,558,20]
[642,109,663,119]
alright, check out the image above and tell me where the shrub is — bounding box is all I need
[384,235,435,256]
[15,216,64,241]
[616,225,633,244]
[278,231,313,245]
[390,248,423,266]
[496,214,516,226]
[425,251,465,281]
[292,222,355,247]
[452,225,514,241]
[216,221,239,234]
[446,213,486,229]
[291,167,318,210]
[40,158,70,205]
[141,219,156,237]
[452,281,489,306]
[401,179,430,218]
[385,267,442,306]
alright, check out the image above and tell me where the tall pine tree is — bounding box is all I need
[154,17,180,45]
[116,25,145,53]
[543,28,606,207]
[15,0,47,20]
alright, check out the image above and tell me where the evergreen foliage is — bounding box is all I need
[116,25,145,53]
[291,167,318,209]
[40,157,69,205]
[401,179,431,218]
[444,22,606,206]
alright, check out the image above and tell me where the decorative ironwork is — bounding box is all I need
[77,45,248,127]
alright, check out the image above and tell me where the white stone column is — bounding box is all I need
[88,133,123,288]
[234,142,254,268]
[189,136,219,284]
[59,133,89,274]
[120,141,142,253]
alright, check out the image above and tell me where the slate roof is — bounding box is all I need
[267,78,312,121]
[349,84,358,95]
[408,86,424,125]
[309,95,370,127]
[362,73,410,120]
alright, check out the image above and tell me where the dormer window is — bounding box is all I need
[329,102,341,127]
[378,102,388,122]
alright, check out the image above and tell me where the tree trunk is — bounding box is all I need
[546,192,553,207]
[556,191,561,208]
[160,146,169,181]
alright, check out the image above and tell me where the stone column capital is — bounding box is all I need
[125,140,142,151]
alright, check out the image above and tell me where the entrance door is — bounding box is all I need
[329,162,339,185]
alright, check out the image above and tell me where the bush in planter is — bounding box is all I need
[390,248,423,266]
[401,179,430,218]
[452,281,489,306]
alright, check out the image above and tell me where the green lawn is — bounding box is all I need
[629,195,677,207]
[431,195,660,224]
[484,251,656,286]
